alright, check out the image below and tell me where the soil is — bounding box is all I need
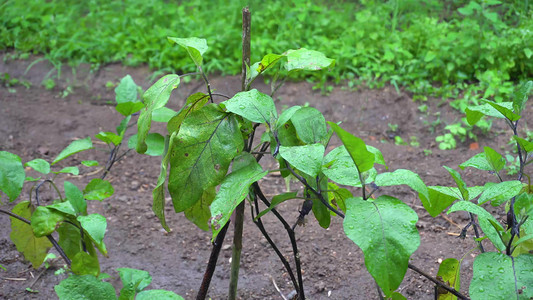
[0,55,529,300]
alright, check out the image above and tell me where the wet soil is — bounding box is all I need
[0,55,527,299]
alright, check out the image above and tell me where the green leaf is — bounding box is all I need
[419,186,458,217]
[167,92,209,134]
[81,160,99,167]
[10,201,52,267]
[71,252,100,276]
[47,201,77,216]
[152,134,172,232]
[57,222,82,259]
[96,131,123,147]
[322,146,376,187]
[485,101,521,121]
[136,290,183,300]
[255,192,298,220]
[116,116,131,137]
[279,144,324,177]
[343,196,419,296]
[78,214,107,256]
[84,179,114,201]
[257,53,286,73]
[459,152,492,171]
[513,81,532,114]
[167,37,207,67]
[514,136,533,153]
[276,106,301,129]
[152,107,177,123]
[137,74,180,153]
[308,173,330,228]
[64,181,87,215]
[465,102,514,125]
[116,101,144,117]
[210,153,267,239]
[390,292,407,300]
[54,275,116,300]
[222,89,277,124]
[443,166,469,201]
[25,159,50,174]
[478,180,522,206]
[168,104,244,212]
[375,169,427,198]
[291,107,327,144]
[53,166,79,176]
[128,133,165,156]
[328,183,351,213]
[470,253,533,300]
[284,48,335,71]
[367,145,387,168]
[484,146,506,172]
[447,201,505,250]
[436,258,460,300]
[115,75,138,104]
[52,137,94,165]
[0,151,25,201]
[328,122,374,173]
[31,206,65,237]
[117,267,152,300]
[184,187,215,231]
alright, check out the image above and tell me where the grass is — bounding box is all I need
[0,0,531,106]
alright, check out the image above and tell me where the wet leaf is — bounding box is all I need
[136,74,180,153]
[167,92,209,134]
[184,187,215,231]
[279,144,324,177]
[210,153,267,239]
[167,37,207,67]
[116,101,144,117]
[470,253,533,300]
[255,192,298,220]
[55,275,115,300]
[25,158,50,174]
[78,214,107,256]
[84,178,114,201]
[328,122,374,173]
[31,206,65,237]
[52,137,93,165]
[71,252,99,276]
[284,48,335,71]
[168,104,243,212]
[465,102,514,125]
[152,107,177,123]
[375,169,427,197]
[292,107,327,144]
[477,180,522,206]
[514,136,533,153]
[53,166,79,176]
[115,75,138,104]
[152,134,172,231]
[222,89,277,124]
[443,166,469,201]
[65,181,87,214]
[436,258,460,300]
[136,290,183,300]
[117,267,152,300]
[129,133,165,156]
[57,222,82,259]
[10,201,52,268]
[343,196,419,296]
[512,80,532,114]
[0,151,25,201]
[484,146,505,172]
[257,53,286,73]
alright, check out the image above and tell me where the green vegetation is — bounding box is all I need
[1,0,531,102]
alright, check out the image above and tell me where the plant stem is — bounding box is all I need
[228,8,251,300]
[196,222,230,300]
[0,208,71,266]
[407,263,470,300]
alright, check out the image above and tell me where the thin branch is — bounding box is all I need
[253,183,305,299]
[251,194,299,293]
[285,162,345,218]
[408,263,470,300]
[196,222,230,300]
[0,208,71,266]
[211,93,231,100]
[197,65,214,104]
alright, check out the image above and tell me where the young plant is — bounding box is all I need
[423,81,533,299]
[131,10,470,299]
[0,74,181,299]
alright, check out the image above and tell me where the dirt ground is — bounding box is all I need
[0,55,529,300]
